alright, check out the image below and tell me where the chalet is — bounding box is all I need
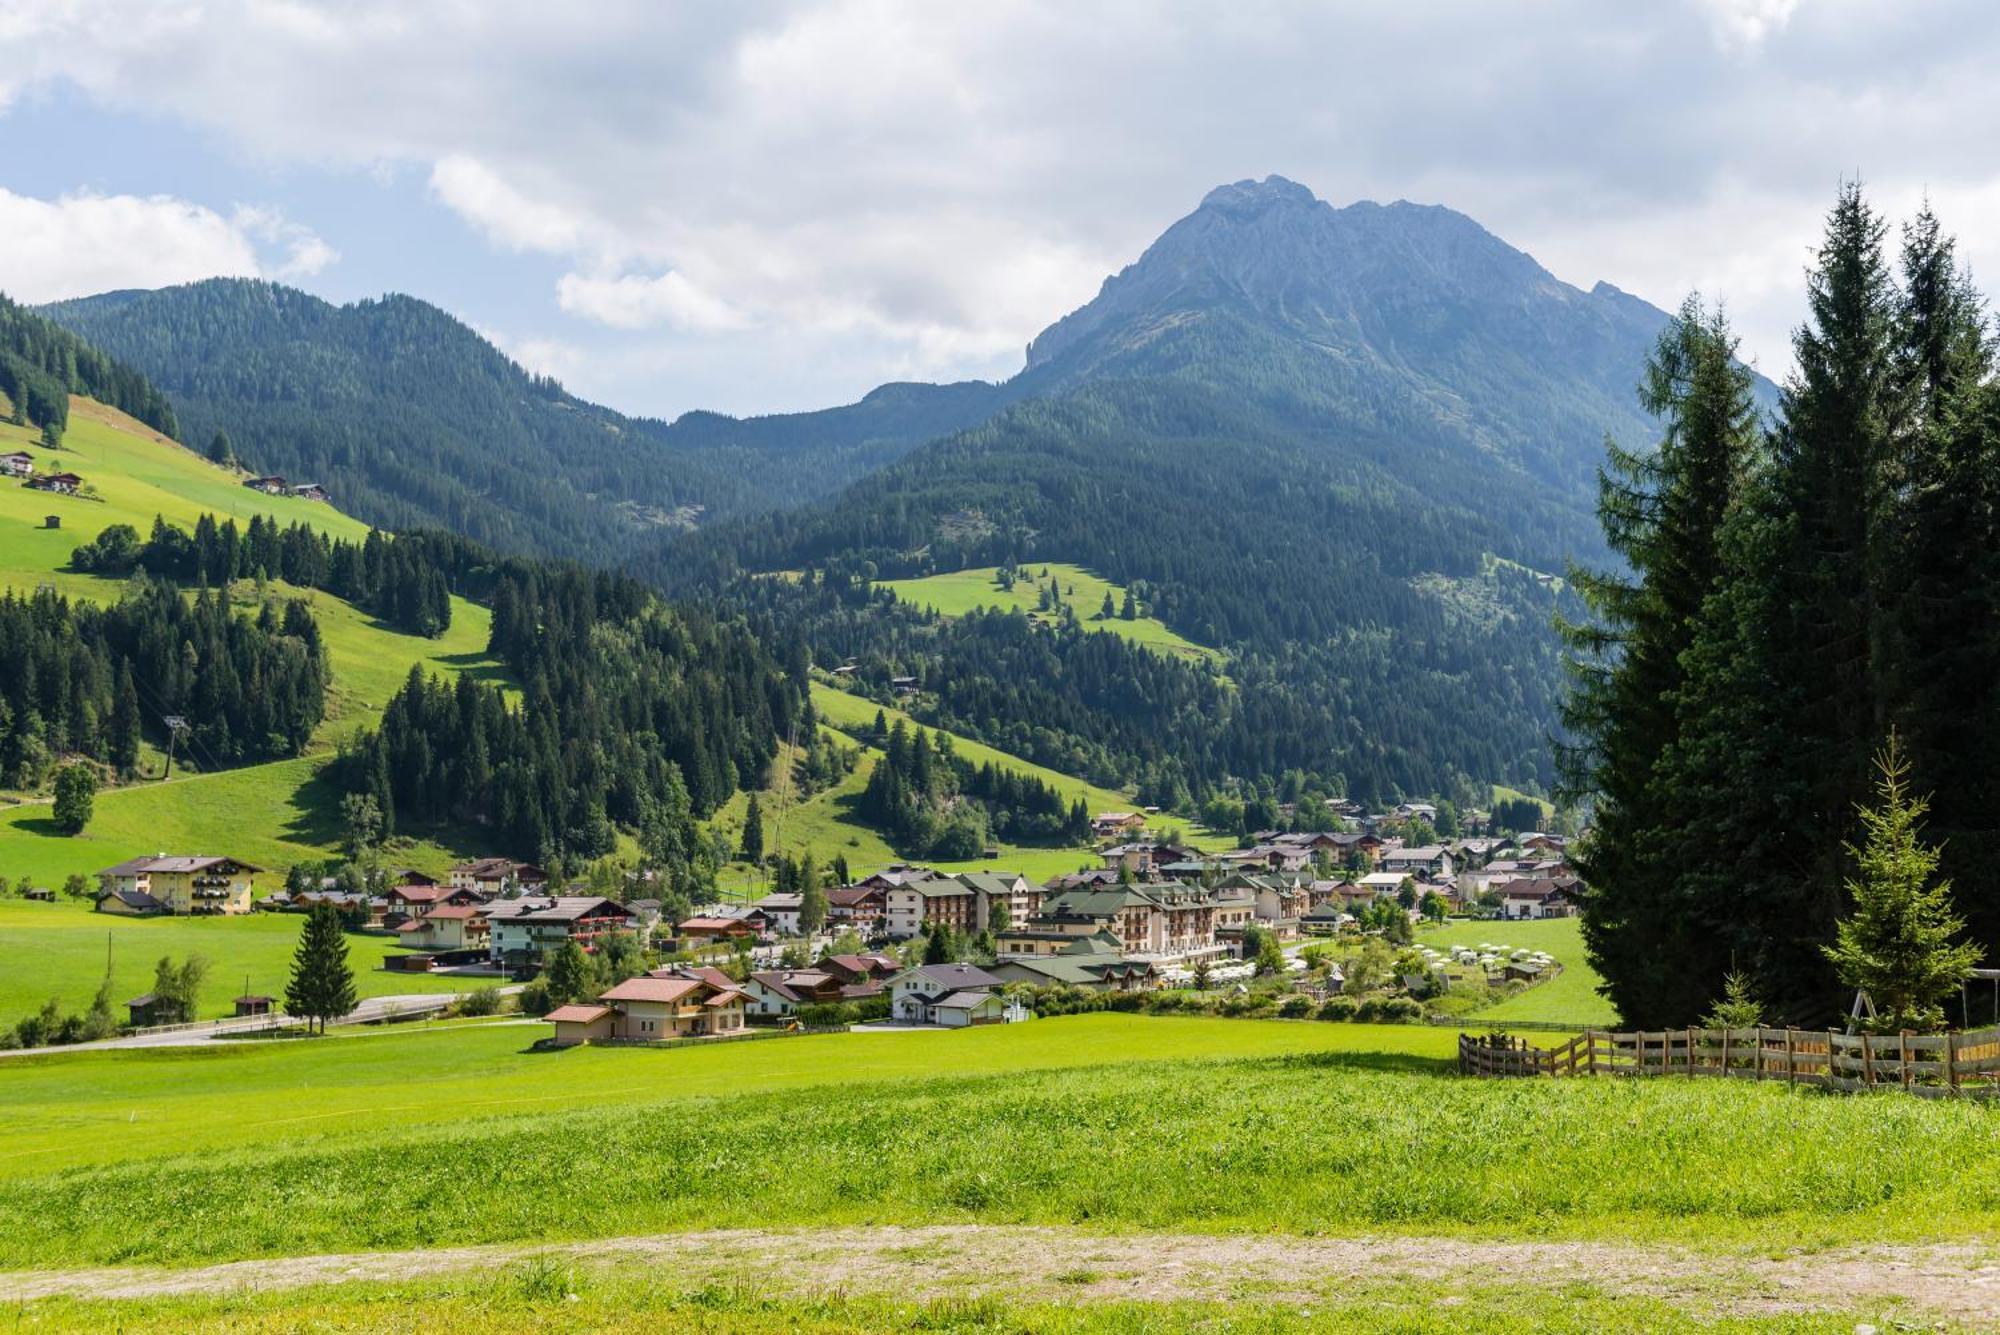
[677,914,759,943]
[889,675,919,695]
[751,892,805,935]
[384,884,484,915]
[25,471,82,495]
[242,475,289,495]
[887,962,1006,1025]
[988,932,1159,992]
[289,482,330,502]
[1325,832,1386,868]
[739,966,887,1016]
[1301,902,1350,935]
[825,884,886,929]
[560,971,752,1039]
[1222,843,1311,873]
[1098,842,1202,875]
[394,904,490,952]
[1394,802,1439,823]
[449,858,548,896]
[1089,811,1148,841]
[1499,878,1580,920]
[819,953,900,986]
[95,855,259,915]
[1379,845,1455,878]
[0,451,31,478]
[484,896,633,964]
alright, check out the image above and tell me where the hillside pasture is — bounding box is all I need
[878,563,1222,665]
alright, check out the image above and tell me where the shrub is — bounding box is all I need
[516,979,553,1017]
[1316,996,1358,1022]
[797,1002,859,1028]
[1277,995,1314,1019]
[455,987,504,1018]
[1356,996,1423,1024]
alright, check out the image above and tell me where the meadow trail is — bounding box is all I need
[3,1225,1995,1321]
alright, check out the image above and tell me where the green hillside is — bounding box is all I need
[879,563,1221,665]
[0,396,512,1023]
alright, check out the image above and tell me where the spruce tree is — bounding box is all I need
[740,793,765,863]
[285,903,357,1034]
[1824,734,1982,1032]
[798,857,827,933]
[1562,297,1758,1024]
[923,923,953,964]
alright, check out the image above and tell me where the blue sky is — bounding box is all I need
[3,1,1998,422]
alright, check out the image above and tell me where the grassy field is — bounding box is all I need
[1418,917,1616,1027]
[1,1013,1996,1270]
[0,898,474,1023]
[879,563,1222,665]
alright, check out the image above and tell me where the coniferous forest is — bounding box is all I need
[852,712,1091,858]
[0,293,177,442]
[1565,186,1999,1027]
[0,583,326,786]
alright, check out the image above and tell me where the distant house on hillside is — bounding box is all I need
[242,475,289,495]
[448,857,548,896]
[1090,811,1148,841]
[289,482,330,502]
[25,471,82,495]
[0,451,32,478]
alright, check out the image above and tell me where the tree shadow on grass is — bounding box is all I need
[11,814,70,839]
[433,651,512,690]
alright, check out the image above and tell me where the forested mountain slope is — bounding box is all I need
[41,280,1013,561]
[654,178,1769,803]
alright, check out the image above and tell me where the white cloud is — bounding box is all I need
[557,271,749,333]
[429,155,584,254]
[0,188,333,303]
[4,0,1999,408]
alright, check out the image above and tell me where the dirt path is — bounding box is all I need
[2,1226,1997,1321]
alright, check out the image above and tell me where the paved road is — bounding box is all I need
[0,986,521,1058]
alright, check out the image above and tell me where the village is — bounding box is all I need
[61,805,1582,1044]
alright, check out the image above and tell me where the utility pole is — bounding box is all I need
[162,715,189,780]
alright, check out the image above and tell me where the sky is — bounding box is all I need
[1,0,1996,421]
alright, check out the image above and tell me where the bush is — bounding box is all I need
[455,987,504,1018]
[1356,996,1423,1024]
[1316,997,1359,1022]
[1277,995,1314,1019]
[797,1002,859,1028]
[516,979,553,1017]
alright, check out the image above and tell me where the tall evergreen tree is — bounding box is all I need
[1563,297,1758,1024]
[284,904,358,1034]
[740,793,765,863]
[797,856,827,934]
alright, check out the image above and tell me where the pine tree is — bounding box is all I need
[110,662,141,775]
[1120,588,1137,620]
[207,430,234,466]
[1099,591,1115,620]
[284,903,357,1034]
[923,923,953,964]
[1823,734,1982,1033]
[740,793,765,863]
[1562,297,1759,1025]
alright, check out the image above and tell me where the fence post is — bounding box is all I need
[1785,1027,1796,1085]
[1721,1025,1730,1077]
[1828,1030,1841,1089]
[1901,1030,1913,1092]
[1946,1031,1960,1095]
[1686,1026,1696,1076]
[1860,1031,1874,1089]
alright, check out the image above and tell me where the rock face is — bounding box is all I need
[1022,174,1696,492]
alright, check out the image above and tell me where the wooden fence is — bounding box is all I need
[1459,1025,2000,1097]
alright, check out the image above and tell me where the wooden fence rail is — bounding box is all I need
[1459,1025,2000,1097]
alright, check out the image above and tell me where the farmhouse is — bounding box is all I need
[484,896,633,965]
[25,471,82,495]
[825,884,886,929]
[242,475,289,494]
[95,855,259,915]
[888,962,1007,1025]
[1090,811,1147,841]
[289,482,330,501]
[676,914,759,943]
[1379,845,1456,878]
[0,451,31,477]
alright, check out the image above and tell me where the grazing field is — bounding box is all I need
[1418,916,1617,1027]
[878,562,1222,665]
[2,1013,1998,1273]
[0,898,474,1022]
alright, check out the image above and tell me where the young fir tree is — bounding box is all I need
[285,903,357,1034]
[1823,734,1983,1033]
[1561,297,1758,1025]
[922,923,953,965]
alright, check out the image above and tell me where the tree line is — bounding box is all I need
[1566,187,1995,1028]
[0,582,326,787]
[852,712,1090,858]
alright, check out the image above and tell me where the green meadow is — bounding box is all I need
[0,898,472,1023]
[878,562,1222,665]
[1,1013,1996,1270]
[1417,916,1617,1027]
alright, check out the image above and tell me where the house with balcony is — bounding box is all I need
[544,973,749,1045]
[95,855,259,915]
[484,896,634,966]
